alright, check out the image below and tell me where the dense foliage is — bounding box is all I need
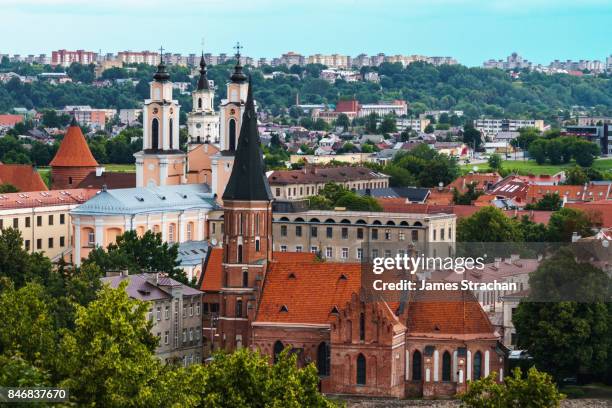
[308,182,382,212]
[2,58,611,122]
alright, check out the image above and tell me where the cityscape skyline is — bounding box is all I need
[2,0,611,67]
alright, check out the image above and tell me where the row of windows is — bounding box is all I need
[410,350,485,382]
[24,236,66,251]
[0,214,66,230]
[279,225,420,242]
[276,181,387,198]
[156,327,201,346]
[279,246,426,261]
[277,217,423,227]
[149,301,201,323]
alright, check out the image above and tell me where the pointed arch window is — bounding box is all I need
[273,341,284,364]
[442,351,451,381]
[229,119,236,151]
[151,118,159,150]
[198,98,202,109]
[237,244,243,264]
[359,312,365,341]
[317,342,330,377]
[356,354,366,385]
[473,351,482,380]
[412,350,422,381]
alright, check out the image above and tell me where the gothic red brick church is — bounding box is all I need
[199,80,505,398]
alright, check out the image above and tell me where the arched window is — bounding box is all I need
[356,354,366,385]
[473,351,482,380]
[442,351,451,381]
[229,119,236,151]
[237,244,243,263]
[198,98,202,109]
[151,118,159,150]
[235,300,242,318]
[169,118,174,149]
[317,342,330,376]
[168,224,175,243]
[186,222,193,241]
[242,270,248,288]
[273,341,284,364]
[359,312,365,341]
[412,350,422,381]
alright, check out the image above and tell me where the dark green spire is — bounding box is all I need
[222,79,272,201]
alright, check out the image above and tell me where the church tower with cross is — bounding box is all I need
[134,48,186,187]
[187,52,220,147]
[210,42,253,199]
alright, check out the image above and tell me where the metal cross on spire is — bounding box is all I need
[159,46,165,63]
[233,41,243,58]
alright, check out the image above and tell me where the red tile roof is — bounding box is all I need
[0,114,24,127]
[0,164,48,192]
[0,188,96,210]
[50,124,98,167]
[77,171,136,189]
[255,261,362,324]
[566,201,612,228]
[200,248,223,292]
[405,290,496,339]
[268,166,387,186]
[448,173,501,193]
[426,190,454,205]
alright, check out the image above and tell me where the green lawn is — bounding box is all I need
[461,158,612,175]
[37,163,135,175]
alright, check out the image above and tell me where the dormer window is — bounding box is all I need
[279,305,289,313]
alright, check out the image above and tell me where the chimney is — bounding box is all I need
[510,254,520,262]
[494,258,501,268]
[571,232,581,243]
[121,269,128,277]
[96,166,105,177]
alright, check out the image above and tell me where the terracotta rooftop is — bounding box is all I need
[0,114,24,127]
[0,164,48,192]
[49,122,99,167]
[405,289,496,340]
[77,171,136,189]
[526,183,611,204]
[255,261,362,324]
[0,188,97,210]
[268,166,388,186]
[566,201,612,228]
[448,173,501,193]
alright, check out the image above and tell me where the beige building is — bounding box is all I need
[102,272,204,366]
[289,153,375,165]
[0,189,97,260]
[268,165,390,200]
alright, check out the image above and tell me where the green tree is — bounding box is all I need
[460,367,565,408]
[378,116,397,134]
[565,166,588,185]
[335,113,350,131]
[84,230,186,283]
[547,207,595,241]
[365,112,378,133]
[462,124,482,150]
[528,139,548,165]
[0,183,19,193]
[57,281,161,407]
[424,123,435,134]
[41,109,71,128]
[572,139,600,167]
[525,192,562,211]
[513,249,611,381]
[487,153,502,171]
[453,182,483,205]
[546,138,563,165]
[457,206,523,242]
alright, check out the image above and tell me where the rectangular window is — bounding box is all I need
[195,303,200,316]
[326,227,333,238]
[165,305,170,319]
[295,245,302,252]
[189,328,193,342]
[341,248,349,259]
[311,226,318,237]
[164,331,169,345]
[325,247,333,258]
[189,304,193,317]
[48,215,53,225]
[36,238,42,249]
[357,248,363,259]
[182,329,187,343]
[399,232,405,241]
[371,229,378,240]
[183,305,187,318]
[48,237,53,248]
[212,223,216,234]
[281,225,287,237]
[384,250,392,258]
[441,228,445,240]
[372,249,379,258]
[25,217,31,228]
[295,225,302,237]
[341,227,348,239]
[412,230,419,242]
[276,188,281,196]
[13,218,18,228]
[88,232,95,246]
[280,245,287,252]
[433,229,436,241]
[25,240,30,251]
[60,214,65,224]
[448,227,452,240]
[60,236,65,247]
[310,246,318,253]
[357,228,364,239]
[37,216,42,227]
[384,229,391,240]
[156,306,161,321]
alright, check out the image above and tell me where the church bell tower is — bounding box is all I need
[187,52,220,147]
[134,49,186,187]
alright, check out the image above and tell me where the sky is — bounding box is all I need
[1,0,611,66]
